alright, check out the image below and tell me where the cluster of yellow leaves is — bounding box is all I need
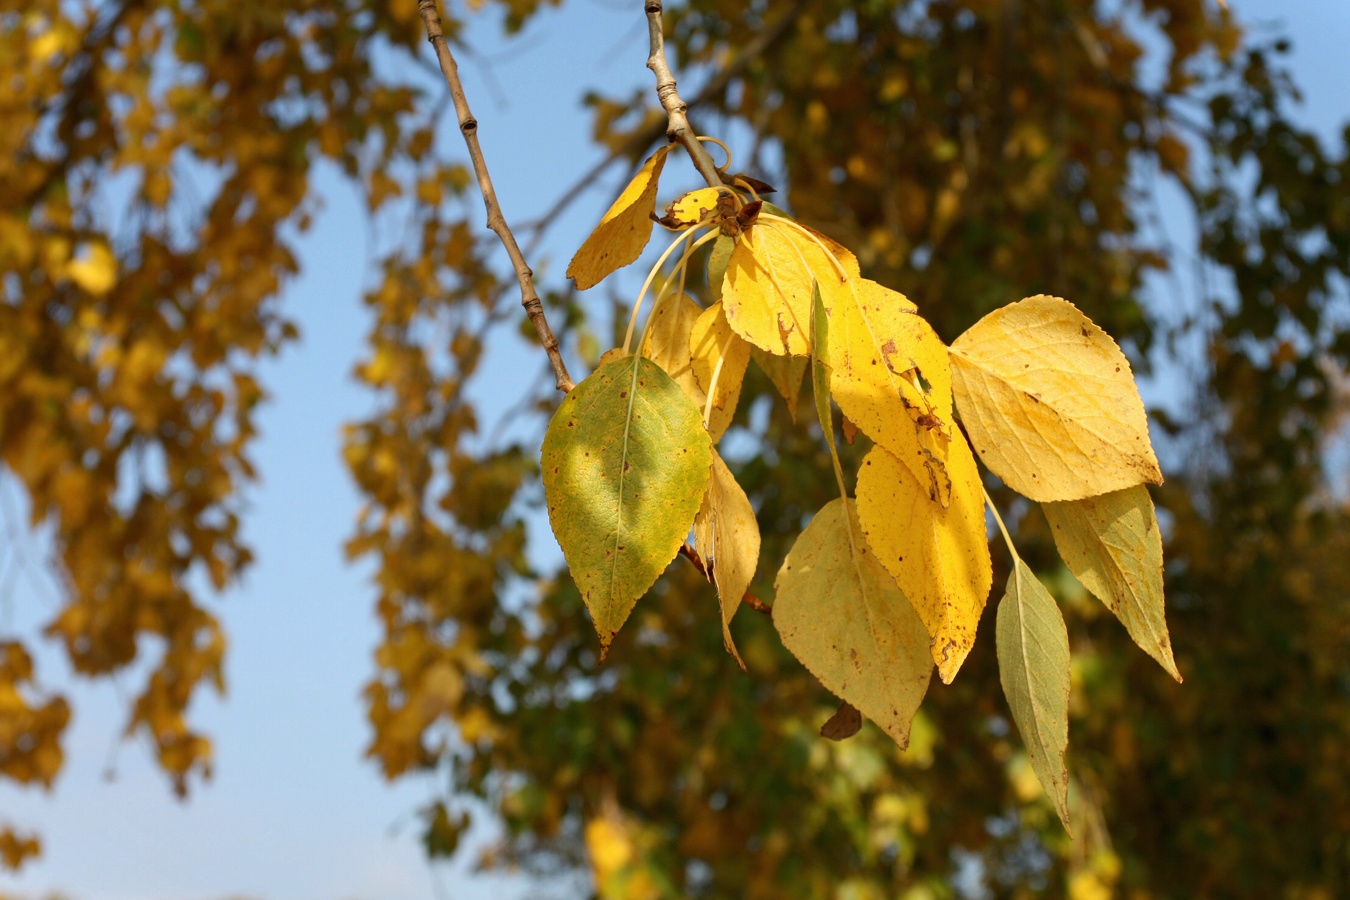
[545,143,1177,831]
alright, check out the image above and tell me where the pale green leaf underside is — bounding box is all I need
[996,559,1072,831]
[542,355,712,656]
[1042,485,1181,682]
[774,498,933,749]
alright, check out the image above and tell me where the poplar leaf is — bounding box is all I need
[774,499,933,748]
[721,217,851,357]
[541,355,712,656]
[657,186,736,229]
[706,234,735,302]
[996,559,1073,831]
[689,302,751,442]
[692,450,759,667]
[752,348,808,420]
[829,279,954,506]
[948,295,1162,502]
[566,146,671,290]
[641,292,704,402]
[856,435,993,683]
[820,702,862,741]
[1043,485,1181,682]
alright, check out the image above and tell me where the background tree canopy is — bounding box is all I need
[3,0,1349,896]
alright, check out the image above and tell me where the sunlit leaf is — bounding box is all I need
[949,295,1162,502]
[641,291,704,402]
[829,278,954,506]
[541,356,712,655]
[657,186,736,229]
[566,146,671,290]
[996,559,1073,831]
[1043,485,1181,681]
[65,242,117,296]
[856,434,992,682]
[774,498,933,748]
[692,450,759,666]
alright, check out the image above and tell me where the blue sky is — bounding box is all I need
[2,2,1348,898]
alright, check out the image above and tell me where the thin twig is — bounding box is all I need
[417,0,575,394]
[678,542,772,616]
[645,1,724,190]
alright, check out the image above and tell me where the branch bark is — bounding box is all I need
[417,0,575,394]
[645,1,725,190]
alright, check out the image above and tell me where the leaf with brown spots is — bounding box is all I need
[566,146,671,290]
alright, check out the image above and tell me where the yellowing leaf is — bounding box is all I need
[689,301,751,442]
[856,435,992,682]
[641,292,704,402]
[773,498,933,748]
[829,279,954,505]
[996,559,1073,831]
[692,450,759,667]
[657,186,735,229]
[567,146,671,290]
[948,295,1162,502]
[1042,485,1181,681]
[752,347,808,420]
[720,217,852,356]
[541,355,712,655]
[65,242,117,296]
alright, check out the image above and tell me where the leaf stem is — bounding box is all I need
[417,0,574,393]
[622,226,716,356]
[983,485,1020,565]
[678,542,772,615]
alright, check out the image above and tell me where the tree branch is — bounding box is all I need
[645,1,725,190]
[417,0,575,394]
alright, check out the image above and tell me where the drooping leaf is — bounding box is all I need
[810,281,847,494]
[706,233,735,302]
[856,434,993,683]
[773,498,933,748]
[641,291,704,402]
[566,146,671,290]
[948,295,1162,502]
[829,278,954,506]
[720,216,853,356]
[692,450,759,667]
[1043,485,1181,681]
[541,355,712,655]
[688,301,751,442]
[995,558,1073,831]
[752,348,809,420]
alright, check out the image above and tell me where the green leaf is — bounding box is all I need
[707,233,735,302]
[1042,485,1181,682]
[810,281,846,494]
[995,559,1073,832]
[774,498,933,749]
[541,356,712,656]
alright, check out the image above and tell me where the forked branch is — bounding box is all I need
[417,0,574,393]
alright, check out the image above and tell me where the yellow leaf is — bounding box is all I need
[773,498,933,748]
[720,216,852,356]
[65,242,117,296]
[640,292,704,402]
[692,450,759,667]
[656,186,736,229]
[948,295,1162,502]
[829,278,954,506]
[567,146,671,290]
[1043,485,1182,681]
[856,434,992,683]
[689,301,751,442]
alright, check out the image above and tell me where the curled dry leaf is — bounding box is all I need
[820,702,863,741]
[948,295,1162,502]
[566,145,671,290]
